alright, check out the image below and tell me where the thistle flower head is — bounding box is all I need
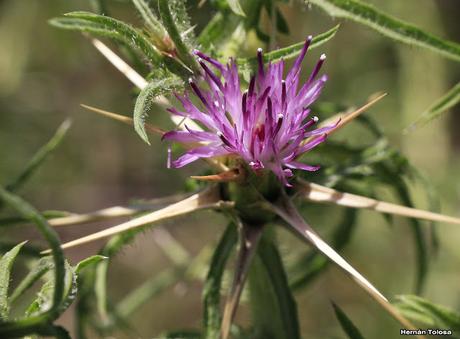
[163,37,337,186]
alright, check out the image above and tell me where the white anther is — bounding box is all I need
[320,54,326,60]
[257,47,263,53]
[313,116,319,122]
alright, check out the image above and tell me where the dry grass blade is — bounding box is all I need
[269,196,423,337]
[298,180,460,225]
[221,223,264,339]
[42,186,228,253]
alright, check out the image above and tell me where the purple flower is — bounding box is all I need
[163,36,337,186]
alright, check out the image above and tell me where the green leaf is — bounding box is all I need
[249,230,300,339]
[75,256,108,274]
[49,11,162,65]
[405,82,460,132]
[133,75,183,144]
[10,257,54,304]
[0,242,41,258]
[226,0,245,17]
[332,302,365,339]
[158,0,199,72]
[4,119,71,195]
[203,224,237,339]
[0,188,66,337]
[0,242,26,320]
[394,295,460,330]
[237,25,339,71]
[307,0,460,62]
[25,260,76,318]
[167,0,196,48]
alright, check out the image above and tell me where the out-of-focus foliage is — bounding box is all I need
[0,0,459,338]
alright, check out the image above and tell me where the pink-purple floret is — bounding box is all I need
[163,36,338,186]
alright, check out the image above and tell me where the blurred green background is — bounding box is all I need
[0,0,459,338]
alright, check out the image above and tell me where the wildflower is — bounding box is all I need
[163,36,337,185]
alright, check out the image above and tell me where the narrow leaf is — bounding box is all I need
[158,0,198,72]
[0,242,26,320]
[167,0,196,48]
[406,82,460,132]
[0,243,41,258]
[133,75,182,144]
[203,224,237,339]
[332,302,365,339]
[75,255,107,274]
[5,119,71,194]
[10,257,54,304]
[307,0,460,62]
[394,295,460,330]
[237,25,339,70]
[50,11,162,64]
[25,260,76,318]
[0,188,65,321]
[249,231,300,339]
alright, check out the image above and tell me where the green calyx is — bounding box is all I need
[225,163,282,225]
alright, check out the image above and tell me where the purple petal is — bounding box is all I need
[171,145,228,168]
[285,161,321,171]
